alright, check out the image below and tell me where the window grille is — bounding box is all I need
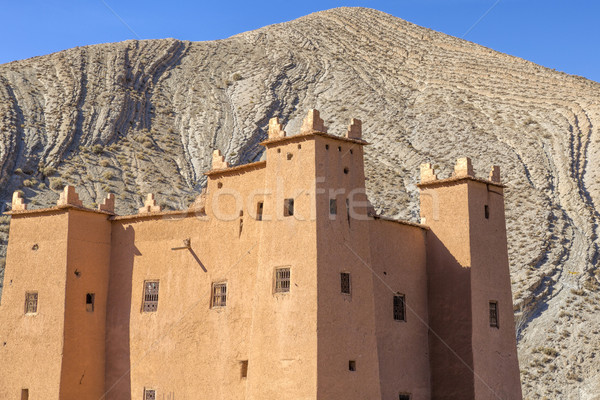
[330,199,337,215]
[143,281,159,312]
[256,202,263,221]
[212,283,227,307]
[144,388,156,400]
[340,273,351,295]
[284,199,294,216]
[393,294,406,321]
[489,301,499,328]
[275,268,291,293]
[25,292,38,314]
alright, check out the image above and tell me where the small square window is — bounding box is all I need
[86,293,95,312]
[489,301,499,328]
[143,281,159,312]
[340,273,351,295]
[144,388,156,400]
[240,360,248,378]
[212,283,227,307]
[256,202,264,221]
[348,360,356,371]
[25,292,38,314]
[393,294,406,321]
[329,199,337,215]
[399,394,411,400]
[275,268,291,293]
[284,199,294,216]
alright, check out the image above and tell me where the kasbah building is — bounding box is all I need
[0,109,522,400]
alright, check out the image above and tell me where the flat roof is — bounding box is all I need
[260,130,369,147]
[204,160,266,177]
[417,175,505,189]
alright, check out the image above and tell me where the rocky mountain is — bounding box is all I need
[1,7,599,398]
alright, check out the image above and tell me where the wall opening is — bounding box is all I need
[340,272,351,295]
[240,360,249,378]
[338,146,342,152]
[343,167,349,174]
[239,211,244,237]
[212,283,227,307]
[348,360,356,371]
[399,394,411,400]
[86,293,95,312]
[484,205,489,219]
[256,202,263,221]
[217,182,223,189]
[25,292,38,314]
[287,153,293,160]
[21,389,29,400]
[489,301,499,328]
[393,294,406,321]
[298,144,302,150]
[284,199,294,217]
[346,199,351,226]
[325,144,329,150]
[143,281,159,312]
[329,199,337,215]
[275,267,291,293]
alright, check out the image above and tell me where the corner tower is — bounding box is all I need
[419,159,522,399]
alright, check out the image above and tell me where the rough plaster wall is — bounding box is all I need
[0,7,599,397]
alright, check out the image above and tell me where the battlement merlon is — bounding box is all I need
[11,191,27,211]
[417,158,505,188]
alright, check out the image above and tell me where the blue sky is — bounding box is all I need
[1,0,598,82]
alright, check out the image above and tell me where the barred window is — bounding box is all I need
[393,294,406,321]
[143,281,159,312]
[144,388,156,400]
[340,272,351,295]
[212,283,227,307]
[284,198,294,216]
[489,301,499,328]
[275,268,291,293]
[25,292,38,314]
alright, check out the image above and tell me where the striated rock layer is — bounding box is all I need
[0,7,599,398]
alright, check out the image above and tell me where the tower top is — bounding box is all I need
[418,158,504,188]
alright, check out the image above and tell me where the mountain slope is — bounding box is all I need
[1,7,599,397]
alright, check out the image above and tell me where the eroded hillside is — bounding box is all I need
[0,7,599,398]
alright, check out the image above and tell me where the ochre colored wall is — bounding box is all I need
[421,183,476,399]
[61,209,112,399]
[0,212,69,399]
[314,136,382,399]
[467,181,522,400]
[369,219,430,400]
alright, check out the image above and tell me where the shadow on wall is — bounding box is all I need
[103,225,139,400]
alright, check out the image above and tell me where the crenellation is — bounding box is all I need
[11,191,27,211]
[57,185,83,207]
[98,193,115,213]
[138,193,161,214]
[300,108,327,133]
[345,118,362,140]
[268,117,286,139]
[419,162,438,183]
[211,149,229,170]
[453,157,474,178]
[489,165,501,183]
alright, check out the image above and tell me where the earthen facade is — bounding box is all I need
[0,110,522,399]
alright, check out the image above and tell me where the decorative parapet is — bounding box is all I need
[12,191,27,211]
[98,193,115,213]
[453,157,474,178]
[212,150,229,170]
[489,165,501,183]
[57,185,83,207]
[300,109,327,134]
[345,118,362,140]
[420,163,438,183]
[138,193,161,214]
[268,117,286,139]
